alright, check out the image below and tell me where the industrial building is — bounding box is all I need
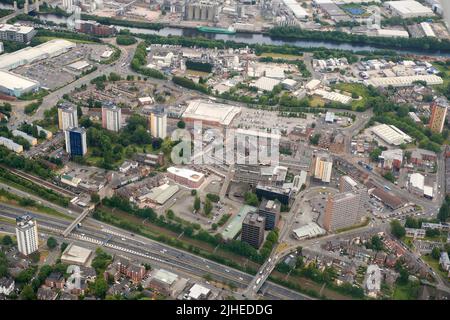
[429,97,448,133]
[282,0,309,19]
[15,215,39,256]
[365,75,443,87]
[241,212,265,249]
[0,70,39,97]
[102,102,122,132]
[409,172,434,198]
[0,23,37,43]
[167,167,205,188]
[314,156,333,183]
[371,124,413,146]
[375,29,410,38]
[323,190,366,232]
[384,1,434,18]
[380,149,403,170]
[182,100,241,128]
[253,76,281,92]
[65,127,87,157]
[292,222,326,240]
[0,136,23,153]
[58,102,78,131]
[138,183,179,205]
[149,106,168,139]
[314,89,352,104]
[184,0,218,21]
[0,39,76,70]
[258,199,280,230]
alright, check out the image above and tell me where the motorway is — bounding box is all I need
[0,202,312,300]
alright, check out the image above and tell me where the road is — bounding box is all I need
[0,203,313,300]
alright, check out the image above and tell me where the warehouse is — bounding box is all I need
[292,222,326,240]
[365,74,443,87]
[253,76,281,92]
[371,124,413,146]
[182,100,241,127]
[138,183,179,205]
[313,89,352,104]
[420,22,436,37]
[283,0,310,19]
[0,70,39,97]
[375,29,410,38]
[384,1,434,18]
[0,39,76,70]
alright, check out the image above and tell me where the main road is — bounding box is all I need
[0,203,313,300]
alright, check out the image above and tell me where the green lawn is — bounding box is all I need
[260,52,303,60]
[393,284,412,300]
[422,254,449,282]
[334,83,370,110]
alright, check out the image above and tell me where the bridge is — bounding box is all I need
[0,0,58,24]
[62,208,91,237]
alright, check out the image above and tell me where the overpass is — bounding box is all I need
[61,208,91,237]
[0,0,58,24]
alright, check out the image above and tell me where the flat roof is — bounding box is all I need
[253,76,281,92]
[189,284,210,299]
[152,269,178,285]
[0,39,76,70]
[61,244,92,265]
[221,205,257,240]
[67,60,90,70]
[182,100,241,126]
[385,1,434,16]
[0,70,39,91]
[141,183,179,204]
[0,23,34,34]
[167,166,205,182]
[293,222,326,239]
[371,124,413,146]
[365,75,443,87]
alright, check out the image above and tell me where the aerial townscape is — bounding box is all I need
[0,0,449,306]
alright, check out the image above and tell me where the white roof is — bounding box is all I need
[343,175,358,188]
[365,75,443,87]
[253,76,281,91]
[380,148,403,161]
[282,78,297,86]
[0,23,34,34]
[410,172,425,190]
[283,0,309,18]
[188,284,210,299]
[420,22,436,37]
[305,79,321,91]
[153,269,178,285]
[423,185,433,197]
[264,66,285,79]
[371,124,413,145]
[0,70,39,91]
[365,264,381,292]
[385,1,434,17]
[376,29,410,38]
[61,244,92,265]
[293,222,326,239]
[67,60,90,70]
[182,100,241,126]
[0,39,76,70]
[167,167,205,183]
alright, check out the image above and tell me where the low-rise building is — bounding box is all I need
[365,264,381,298]
[167,167,205,189]
[0,278,14,296]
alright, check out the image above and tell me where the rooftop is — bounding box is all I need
[182,100,241,126]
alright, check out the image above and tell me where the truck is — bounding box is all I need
[256,278,261,285]
[384,185,391,191]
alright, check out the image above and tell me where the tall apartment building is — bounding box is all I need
[258,199,280,230]
[323,191,365,232]
[0,24,37,44]
[314,156,333,183]
[241,212,265,249]
[65,127,87,157]
[16,215,39,256]
[429,97,448,133]
[149,107,168,139]
[102,103,121,132]
[58,102,78,131]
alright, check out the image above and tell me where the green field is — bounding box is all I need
[260,52,303,60]
[334,83,370,110]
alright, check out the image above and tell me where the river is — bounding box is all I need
[9,11,450,57]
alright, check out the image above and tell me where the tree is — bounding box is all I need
[370,235,384,251]
[383,171,396,183]
[309,133,321,145]
[390,220,405,239]
[437,202,449,222]
[46,237,57,249]
[20,285,36,300]
[177,120,186,129]
[194,196,201,211]
[244,192,259,206]
[91,193,100,204]
[166,210,175,220]
[60,242,68,252]
[191,189,197,196]
[369,148,382,162]
[91,277,108,299]
[431,247,441,260]
[204,198,213,216]
[1,235,13,246]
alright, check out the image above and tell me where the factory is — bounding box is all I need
[312,89,352,104]
[365,75,443,88]
[408,172,434,199]
[182,100,241,128]
[0,24,37,44]
[384,1,434,18]
[0,70,40,97]
[184,0,218,22]
[0,39,76,70]
[252,76,281,92]
[375,29,410,38]
[282,0,309,20]
[371,124,413,146]
[292,222,326,240]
